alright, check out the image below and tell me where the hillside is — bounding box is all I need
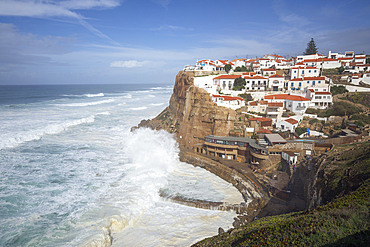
[192,141,370,246]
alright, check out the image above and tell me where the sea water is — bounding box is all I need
[0,84,243,246]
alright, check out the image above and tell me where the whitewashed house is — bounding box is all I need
[290,66,320,79]
[264,94,310,114]
[276,118,299,132]
[282,151,298,164]
[268,74,285,91]
[212,95,245,110]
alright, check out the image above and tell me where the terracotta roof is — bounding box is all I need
[212,95,244,101]
[258,129,272,134]
[309,89,314,92]
[249,101,258,106]
[269,74,284,78]
[295,62,305,65]
[213,75,241,80]
[290,78,303,81]
[285,118,299,124]
[338,57,354,60]
[314,92,331,95]
[243,76,267,80]
[264,94,310,101]
[268,102,284,107]
[263,68,276,71]
[305,66,317,69]
[303,76,325,80]
[303,58,337,62]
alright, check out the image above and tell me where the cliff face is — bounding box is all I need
[135,71,236,149]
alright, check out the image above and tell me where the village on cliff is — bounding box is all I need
[177,49,370,171]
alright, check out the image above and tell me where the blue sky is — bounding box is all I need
[0,0,369,85]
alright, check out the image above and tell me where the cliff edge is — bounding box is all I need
[133,71,236,149]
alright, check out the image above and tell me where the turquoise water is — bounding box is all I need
[0,84,242,246]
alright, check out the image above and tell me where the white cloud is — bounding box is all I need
[110,60,148,68]
[0,0,121,45]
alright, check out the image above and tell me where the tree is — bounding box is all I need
[304,38,318,55]
[233,77,246,90]
[224,64,232,73]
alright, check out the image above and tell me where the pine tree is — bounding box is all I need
[304,38,318,55]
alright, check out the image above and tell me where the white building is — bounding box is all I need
[290,66,320,79]
[243,75,268,91]
[268,74,285,91]
[212,95,245,110]
[288,76,328,92]
[276,118,299,132]
[264,94,310,114]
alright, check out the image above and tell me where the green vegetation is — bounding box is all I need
[194,142,370,247]
[330,85,348,96]
[351,114,370,124]
[295,126,307,136]
[224,64,232,73]
[233,77,246,91]
[238,93,253,102]
[234,66,251,72]
[322,67,344,75]
[339,93,370,107]
[304,38,318,55]
[332,101,363,116]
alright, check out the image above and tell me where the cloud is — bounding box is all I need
[0,22,76,69]
[110,60,148,68]
[0,0,121,45]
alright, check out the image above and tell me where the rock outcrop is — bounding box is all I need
[134,71,236,149]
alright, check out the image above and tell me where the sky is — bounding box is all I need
[0,0,369,85]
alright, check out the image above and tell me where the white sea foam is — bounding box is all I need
[59,99,116,107]
[148,94,156,98]
[123,94,132,99]
[85,93,104,97]
[150,103,164,106]
[0,116,95,150]
[129,106,147,111]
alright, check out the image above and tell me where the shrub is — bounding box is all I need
[295,127,307,136]
[331,85,348,96]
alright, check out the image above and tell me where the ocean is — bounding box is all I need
[0,84,243,247]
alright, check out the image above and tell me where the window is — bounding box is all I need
[302,71,305,74]
[294,70,297,73]
[239,142,246,147]
[314,70,317,73]
[291,82,294,87]
[318,81,321,84]
[205,138,214,143]
[227,141,237,145]
[309,70,311,73]
[215,140,224,145]
[312,81,315,85]
[299,82,302,87]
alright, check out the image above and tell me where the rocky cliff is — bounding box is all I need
[134,71,236,149]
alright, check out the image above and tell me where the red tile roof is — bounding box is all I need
[243,76,267,80]
[258,129,272,134]
[264,94,310,101]
[303,76,326,80]
[212,95,244,101]
[249,101,258,106]
[268,102,284,107]
[290,78,303,81]
[263,68,276,71]
[285,118,299,125]
[213,75,241,80]
[269,74,284,78]
[314,92,331,95]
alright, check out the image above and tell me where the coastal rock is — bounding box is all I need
[218,227,225,235]
[133,71,236,149]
